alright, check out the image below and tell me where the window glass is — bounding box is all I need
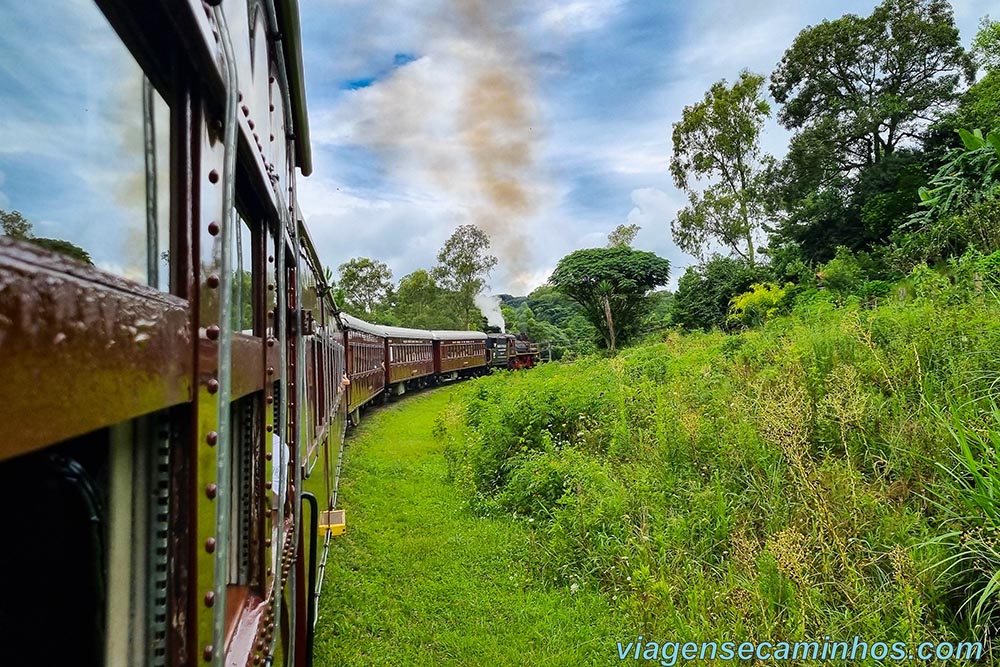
[0,3,170,289]
[233,214,254,333]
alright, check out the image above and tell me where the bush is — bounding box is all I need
[445,276,1000,648]
[727,282,790,328]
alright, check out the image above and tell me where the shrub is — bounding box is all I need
[727,283,790,328]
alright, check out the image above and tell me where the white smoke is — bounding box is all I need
[475,293,504,332]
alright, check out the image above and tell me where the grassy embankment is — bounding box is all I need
[441,281,1000,660]
[313,387,627,666]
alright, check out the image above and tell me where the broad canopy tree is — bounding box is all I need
[670,72,773,267]
[549,246,670,351]
[771,0,973,184]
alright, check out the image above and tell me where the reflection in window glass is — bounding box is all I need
[233,214,254,333]
[0,3,170,289]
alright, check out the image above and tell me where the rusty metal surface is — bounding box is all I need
[230,334,265,400]
[0,238,192,460]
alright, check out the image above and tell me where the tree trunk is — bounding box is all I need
[602,295,616,352]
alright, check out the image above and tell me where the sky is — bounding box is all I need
[296,0,993,295]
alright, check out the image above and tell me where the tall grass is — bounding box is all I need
[441,277,1000,654]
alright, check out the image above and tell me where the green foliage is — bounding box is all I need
[0,209,93,265]
[670,71,773,266]
[337,257,394,319]
[771,0,973,180]
[446,267,1000,647]
[549,246,670,350]
[972,15,1000,72]
[727,283,789,327]
[912,128,1000,225]
[607,223,640,248]
[0,208,31,239]
[670,255,769,331]
[925,395,1000,636]
[392,269,462,330]
[433,225,498,329]
[816,247,863,295]
[27,237,94,265]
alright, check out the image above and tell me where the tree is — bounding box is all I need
[770,0,973,184]
[432,224,498,329]
[1,209,93,264]
[337,257,393,319]
[549,246,670,351]
[670,255,768,331]
[607,223,640,248]
[393,269,459,330]
[1,209,31,239]
[972,15,1000,73]
[670,71,773,266]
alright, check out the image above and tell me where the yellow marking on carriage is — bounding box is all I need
[319,509,346,536]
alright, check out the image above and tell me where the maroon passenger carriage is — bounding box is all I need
[382,325,436,396]
[432,330,488,379]
[339,313,387,424]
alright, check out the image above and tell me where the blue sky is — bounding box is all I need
[297,0,992,295]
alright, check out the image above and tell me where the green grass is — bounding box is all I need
[313,385,627,666]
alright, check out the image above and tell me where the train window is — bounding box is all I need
[233,214,255,333]
[0,3,172,290]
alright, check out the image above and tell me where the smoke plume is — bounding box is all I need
[336,0,541,293]
[475,293,505,332]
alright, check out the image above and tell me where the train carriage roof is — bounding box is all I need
[431,330,489,341]
[380,325,434,341]
[339,313,386,337]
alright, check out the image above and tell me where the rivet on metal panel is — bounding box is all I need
[204,591,215,607]
[208,221,220,236]
[269,75,276,84]
[267,284,274,291]
[205,538,217,554]
[265,451,272,460]
[203,645,213,662]
[206,483,218,499]
[207,379,220,394]
[206,325,220,340]
[270,104,275,112]
[267,568,273,577]
[249,120,255,130]
[242,105,249,116]
[270,134,275,142]
[267,367,274,376]
[207,431,219,446]
[265,481,272,490]
[266,395,273,405]
[266,424,273,434]
[265,538,272,547]
[238,91,243,102]
[207,274,220,288]
[208,169,219,184]
[268,255,274,263]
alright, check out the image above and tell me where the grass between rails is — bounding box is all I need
[313,385,627,666]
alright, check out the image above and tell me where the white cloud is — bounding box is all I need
[536,0,625,35]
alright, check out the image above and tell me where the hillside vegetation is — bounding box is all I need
[440,266,1000,651]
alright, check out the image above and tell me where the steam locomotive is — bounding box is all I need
[0,2,539,666]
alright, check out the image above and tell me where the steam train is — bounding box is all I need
[0,1,538,666]
[340,316,540,424]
